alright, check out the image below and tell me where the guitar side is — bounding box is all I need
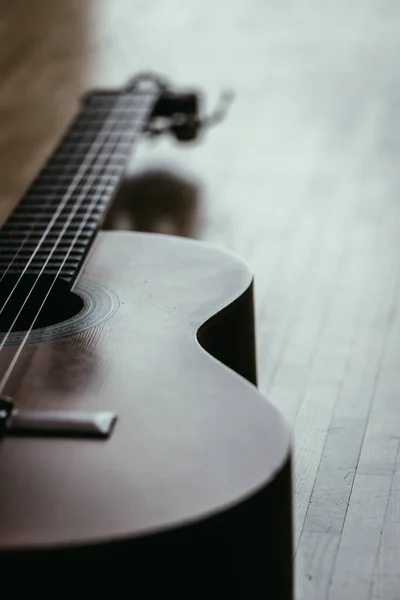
[0,231,293,598]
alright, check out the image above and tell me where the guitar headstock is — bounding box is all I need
[80,72,169,106]
[80,73,233,143]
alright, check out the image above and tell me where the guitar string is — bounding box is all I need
[0,92,153,395]
[0,95,126,320]
[0,112,102,286]
[0,157,130,395]
[0,94,137,284]
[0,147,124,345]
[0,94,152,394]
[0,75,164,292]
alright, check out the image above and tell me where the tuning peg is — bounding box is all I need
[147,89,233,142]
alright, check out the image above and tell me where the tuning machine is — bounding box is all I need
[147,89,233,142]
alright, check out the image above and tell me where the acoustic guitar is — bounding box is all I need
[0,75,293,598]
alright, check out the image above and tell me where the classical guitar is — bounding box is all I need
[0,75,293,598]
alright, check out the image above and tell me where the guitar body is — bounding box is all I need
[0,231,292,597]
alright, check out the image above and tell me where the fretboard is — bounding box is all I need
[0,84,158,285]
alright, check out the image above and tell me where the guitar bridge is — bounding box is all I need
[0,396,117,439]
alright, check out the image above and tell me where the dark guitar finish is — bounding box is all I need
[0,77,293,597]
[0,232,292,596]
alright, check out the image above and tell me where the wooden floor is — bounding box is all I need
[1,1,400,598]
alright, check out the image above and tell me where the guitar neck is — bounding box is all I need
[0,85,158,286]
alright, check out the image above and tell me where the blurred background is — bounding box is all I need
[1,1,400,598]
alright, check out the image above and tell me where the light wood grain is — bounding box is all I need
[1,1,400,598]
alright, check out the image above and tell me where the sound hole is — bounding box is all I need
[0,275,84,333]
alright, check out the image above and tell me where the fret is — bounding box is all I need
[53,142,135,152]
[81,108,148,119]
[24,188,113,197]
[43,158,125,168]
[28,176,122,187]
[13,208,108,220]
[3,271,76,278]
[0,255,81,265]
[3,217,99,229]
[1,217,99,233]
[24,190,114,202]
[50,143,128,154]
[20,190,111,199]
[60,119,143,134]
[0,84,158,284]
[0,253,83,265]
[9,196,108,211]
[2,254,81,264]
[43,161,127,174]
[1,263,81,273]
[76,109,135,118]
[0,240,86,249]
[0,242,87,253]
[33,166,123,178]
[2,268,77,277]
[3,248,84,258]
[1,219,97,231]
[9,205,106,217]
[66,131,132,141]
[84,100,147,112]
[45,161,124,172]
[26,177,121,192]
[37,164,125,175]
[2,227,99,239]
[45,146,130,163]
[85,92,152,107]
[62,126,135,138]
[0,262,80,270]
[0,254,84,263]
[67,116,144,125]
[1,217,97,233]
[10,201,106,213]
[0,231,93,242]
[17,207,109,219]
